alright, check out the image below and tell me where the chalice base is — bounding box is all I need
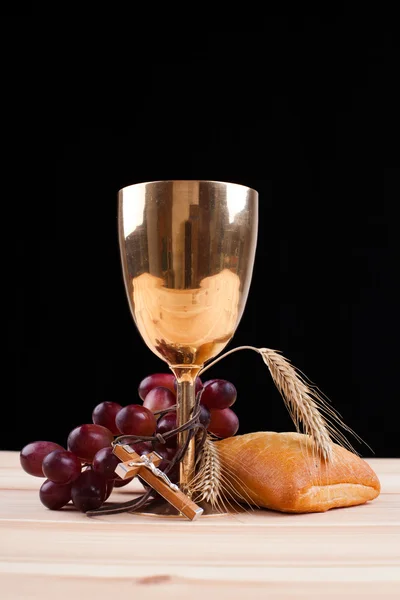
[135,496,229,519]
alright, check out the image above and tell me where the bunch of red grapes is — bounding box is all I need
[20,374,239,513]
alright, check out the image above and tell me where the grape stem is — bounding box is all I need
[154,405,177,416]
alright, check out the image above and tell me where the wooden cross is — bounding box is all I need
[113,444,204,521]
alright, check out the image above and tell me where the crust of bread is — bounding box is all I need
[215,432,381,513]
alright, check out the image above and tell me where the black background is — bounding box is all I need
[6,21,400,457]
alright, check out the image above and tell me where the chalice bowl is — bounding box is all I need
[118,180,258,516]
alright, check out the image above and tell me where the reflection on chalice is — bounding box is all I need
[133,269,240,366]
[118,180,258,515]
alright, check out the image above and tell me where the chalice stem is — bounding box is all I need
[173,367,200,494]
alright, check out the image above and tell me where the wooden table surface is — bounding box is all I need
[0,452,399,599]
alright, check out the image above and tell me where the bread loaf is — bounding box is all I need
[215,432,380,513]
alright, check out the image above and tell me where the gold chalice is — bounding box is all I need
[118,180,258,515]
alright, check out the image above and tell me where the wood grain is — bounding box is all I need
[0,452,399,599]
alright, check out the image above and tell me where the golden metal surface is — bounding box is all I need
[118,180,258,495]
[175,379,197,490]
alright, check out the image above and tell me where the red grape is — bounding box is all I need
[42,450,81,484]
[200,379,237,409]
[105,480,114,499]
[92,401,122,435]
[20,441,64,477]
[156,412,177,447]
[199,404,211,429]
[92,447,121,480]
[39,479,72,510]
[71,470,107,512]
[67,424,114,463]
[138,373,176,400]
[143,387,176,413]
[174,377,203,395]
[166,463,179,484]
[116,404,156,436]
[208,408,239,438]
[130,441,153,456]
[113,477,132,488]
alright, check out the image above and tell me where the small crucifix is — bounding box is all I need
[113,444,203,521]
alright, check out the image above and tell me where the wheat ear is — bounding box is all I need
[188,435,257,511]
[258,348,333,460]
[199,345,366,461]
[258,348,368,459]
[189,436,223,506]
